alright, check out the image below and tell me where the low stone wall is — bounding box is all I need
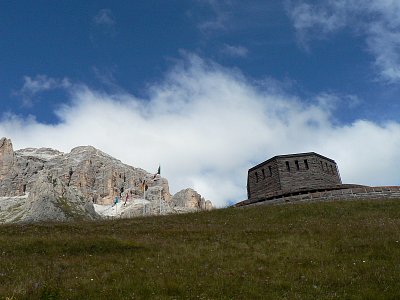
[238,186,400,207]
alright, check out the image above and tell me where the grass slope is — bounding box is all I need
[1,199,400,299]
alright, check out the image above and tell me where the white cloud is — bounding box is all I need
[2,54,400,207]
[314,92,362,111]
[91,9,116,40]
[221,44,249,57]
[15,75,71,106]
[196,0,232,33]
[93,9,115,27]
[287,0,400,83]
[92,66,122,92]
[288,2,346,39]
[198,15,228,33]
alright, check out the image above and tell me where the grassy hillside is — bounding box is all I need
[1,199,400,299]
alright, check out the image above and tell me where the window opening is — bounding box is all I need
[255,172,259,182]
[320,161,324,170]
[330,165,334,174]
[262,169,265,179]
[295,160,300,170]
[304,159,309,169]
[286,161,290,172]
[268,166,272,176]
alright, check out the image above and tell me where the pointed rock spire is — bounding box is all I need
[0,137,14,180]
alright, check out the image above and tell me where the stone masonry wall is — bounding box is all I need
[277,154,341,193]
[247,153,342,200]
[245,186,400,207]
[247,159,280,199]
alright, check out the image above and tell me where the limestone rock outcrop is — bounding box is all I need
[0,137,213,223]
[19,172,99,223]
[171,188,213,211]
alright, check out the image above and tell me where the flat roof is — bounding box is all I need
[249,152,336,172]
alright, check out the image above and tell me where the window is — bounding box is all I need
[295,160,299,170]
[255,172,259,182]
[304,159,309,169]
[320,161,324,170]
[330,165,334,174]
[268,166,272,176]
[262,169,266,179]
[325,162,328,171]
[286,161,290,172]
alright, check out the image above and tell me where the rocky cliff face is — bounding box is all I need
[171,189,213,210]
[0,137,212,223]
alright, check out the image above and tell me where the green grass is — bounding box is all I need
[1,199,400,299]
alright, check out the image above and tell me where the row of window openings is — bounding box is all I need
[285,159,309,172]
[255,166,273,182]
[285,160,336,175]
[255,159,335,182]
[319,161,336,175]
[255,159,309,182]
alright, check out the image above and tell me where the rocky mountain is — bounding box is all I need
[0,137,212,223]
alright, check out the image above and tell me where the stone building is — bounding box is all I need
[247,152,342,200]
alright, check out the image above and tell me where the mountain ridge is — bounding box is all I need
[0,137,212,223]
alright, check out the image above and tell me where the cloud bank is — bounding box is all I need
[2,54,400,207]
[287,0,400,83]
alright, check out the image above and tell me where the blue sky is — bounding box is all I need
[1,1,400,206]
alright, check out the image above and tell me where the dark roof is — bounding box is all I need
[249,152,336,172]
